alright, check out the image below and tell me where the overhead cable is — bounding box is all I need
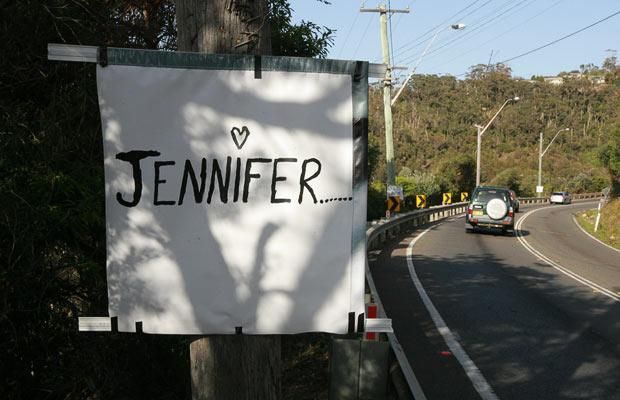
[427,0,564,72]
[353,15,374,59]
[400,0,531,65]
[388,0,490,61]
[337,3,361,58]
[499,9,620,64]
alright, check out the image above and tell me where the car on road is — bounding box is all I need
[509,189,520,212]
[549,191,572,204]
[465,186,516,235]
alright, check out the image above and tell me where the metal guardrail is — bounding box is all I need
[363,191,603,399]
[366,202,468,251]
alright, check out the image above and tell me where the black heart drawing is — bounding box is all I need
[231,126,250,150]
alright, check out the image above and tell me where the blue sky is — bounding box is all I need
[290,0,620,79]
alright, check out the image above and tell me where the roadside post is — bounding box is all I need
[594,199,603,232]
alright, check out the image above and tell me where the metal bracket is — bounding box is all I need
[369,63,387,79]
[365,318,393,333]
[48,43,98,63]
[78,317,112,332]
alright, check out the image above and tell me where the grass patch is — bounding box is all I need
[575,198,620,250]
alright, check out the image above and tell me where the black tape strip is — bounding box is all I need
[135,321,143,333]
[235,326,243,335]
[111,316,118,333]
[98,46,108,67]
[347,312,355,334]
[357,313,365,333]
[254,55,262,79]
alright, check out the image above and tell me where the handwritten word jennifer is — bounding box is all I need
[114,150,322,207]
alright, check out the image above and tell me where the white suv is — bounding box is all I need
[549,191,572,204]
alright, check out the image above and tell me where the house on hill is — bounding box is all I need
[543,76,564,85]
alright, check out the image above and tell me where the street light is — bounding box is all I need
[391,23,466,106]
[538,127,570,193]
[474,96,520,186]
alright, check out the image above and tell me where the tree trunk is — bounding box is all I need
[175,1,280,399]
[190,335,281,400]
[176,0,271,54]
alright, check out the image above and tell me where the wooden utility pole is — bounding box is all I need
[361,4,409,187]
[176,0,271,54]
[175,1,280,399]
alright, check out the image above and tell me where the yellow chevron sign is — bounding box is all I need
[416,194,427,208]
[442,193,452,205]
[461,192,469,202]
[387,196,401,213]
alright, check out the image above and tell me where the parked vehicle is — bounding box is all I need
[509,189,520,212]
[549,191,572,204]
[465,186,515,235]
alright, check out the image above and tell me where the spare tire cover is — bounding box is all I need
[486,198,508,220]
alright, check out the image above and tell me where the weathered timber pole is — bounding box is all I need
[175,1,280,399]
[176,0,271,54]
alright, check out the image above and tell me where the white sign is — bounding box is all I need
[97,56,367,334]
[536,185,544,193]
[387,185,404,200]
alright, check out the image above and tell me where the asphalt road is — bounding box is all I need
[369,201,620,400]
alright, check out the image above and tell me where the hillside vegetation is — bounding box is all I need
[576,198,620,250]
[367,69,620,215]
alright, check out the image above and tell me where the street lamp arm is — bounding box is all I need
[391,29,443,106]
[475,96,518,186]
[541,128,569,157]
[479,98,512,138]
[391,23,465,106]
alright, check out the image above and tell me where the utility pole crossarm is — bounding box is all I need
[360,7,410,13]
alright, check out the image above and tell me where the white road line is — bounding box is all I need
[515,208,620,302]
[407,225,500,400]
[571,214,620,254]
[365,260,428,400]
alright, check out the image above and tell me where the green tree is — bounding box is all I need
[489,168,523,193]
[599,126,620,197]
[0,1,336,399]
[369,59,618,201]
[602,55,618,73]
[435,154,476,193]
[396,170,440,198]
[270,0,334,58]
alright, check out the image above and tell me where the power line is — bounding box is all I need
[391,0,486,56]
[352,15,374,59]
[426,0,565,73]
[413,0,537,66]
[402,0,531,65]
[391,0,505,64]
[387,0,491,62]
[500,9,620,64]
[389,0,395,67]
[450,7,620,78]
[390,2,413,83]
[391,0,414,32]
[337,3,361,58]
